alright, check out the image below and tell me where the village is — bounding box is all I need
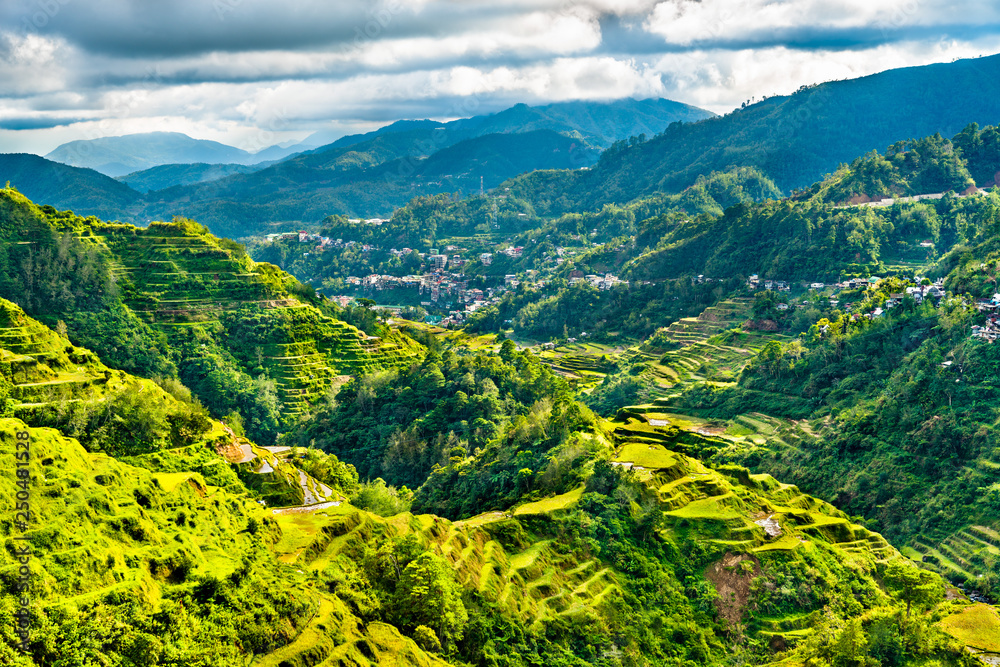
[746,271,1000,342]
[264,226,628,328]
[268,228,1000,343]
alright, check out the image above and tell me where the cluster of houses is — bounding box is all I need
[569,270,627,290]
[343,266,540,326]
[973,293,1000,342]
[971,318,1000,342]
[266,231,377,253]
[886,282,945,307]
[747,275,791,291]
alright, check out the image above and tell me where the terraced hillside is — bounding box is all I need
[0,416,442,666]
[644,401,1000,599]
[0,188,422,425]
[0,299,111,408]
[91,220,419,413]
[656,298,753,346]
[536,301,786,412]
[265,412,914,664]
[0,305,446,665]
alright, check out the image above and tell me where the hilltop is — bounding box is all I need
[0,153,142,221]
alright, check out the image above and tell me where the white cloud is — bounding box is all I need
[0,31,71,95]
[646,0,1000,46]
[1,0,999,154]
[654,37,1000,113]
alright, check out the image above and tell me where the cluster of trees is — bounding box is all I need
[174,324,282,446]
[282,340,572,490]
[22,379,213,456]
[465,277,739,341]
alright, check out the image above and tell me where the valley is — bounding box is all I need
[4,53,1000,667]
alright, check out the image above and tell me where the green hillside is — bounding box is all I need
[0,153,142,221]
[503,54,1000,216]
[0,187,420,443]
[117,162,263,193]
[141,130,598,237]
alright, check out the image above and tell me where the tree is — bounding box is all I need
[883,560,942,620]
[832,618,868,666]
[392,552,468,651]
[499,338,517,362]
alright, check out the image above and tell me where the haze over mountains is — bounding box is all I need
[44,131,303,177]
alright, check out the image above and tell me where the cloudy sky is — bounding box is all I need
[2,0,1000,155]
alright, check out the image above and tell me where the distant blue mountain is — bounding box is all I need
[45,131,299,177]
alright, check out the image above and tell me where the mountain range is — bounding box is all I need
[6,98,712,232]
[6,55,1000,239]
[505,54,1000,215]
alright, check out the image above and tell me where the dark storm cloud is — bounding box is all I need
[0,116,86,130]
[5,0,529,58]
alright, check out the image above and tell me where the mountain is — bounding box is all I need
[446,97,714,149]
[117,162,265,193]
[504,53,1000,215]
[140,130,600,237]
[0,152,142,220]
[312,98,714,155]
[44,131,300,177]
[20,98,713,234]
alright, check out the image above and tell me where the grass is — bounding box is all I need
[939,603,1000,652]
[255,594,336,667]
[753,534,803,552]
[515,486,584,515]
[614,443,678,470]
[666,494,742,521]
[152,472,199,492]
[509,540,552,571]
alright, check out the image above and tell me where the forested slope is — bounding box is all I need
[0,187,420,444]
[503,54,1000,216]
